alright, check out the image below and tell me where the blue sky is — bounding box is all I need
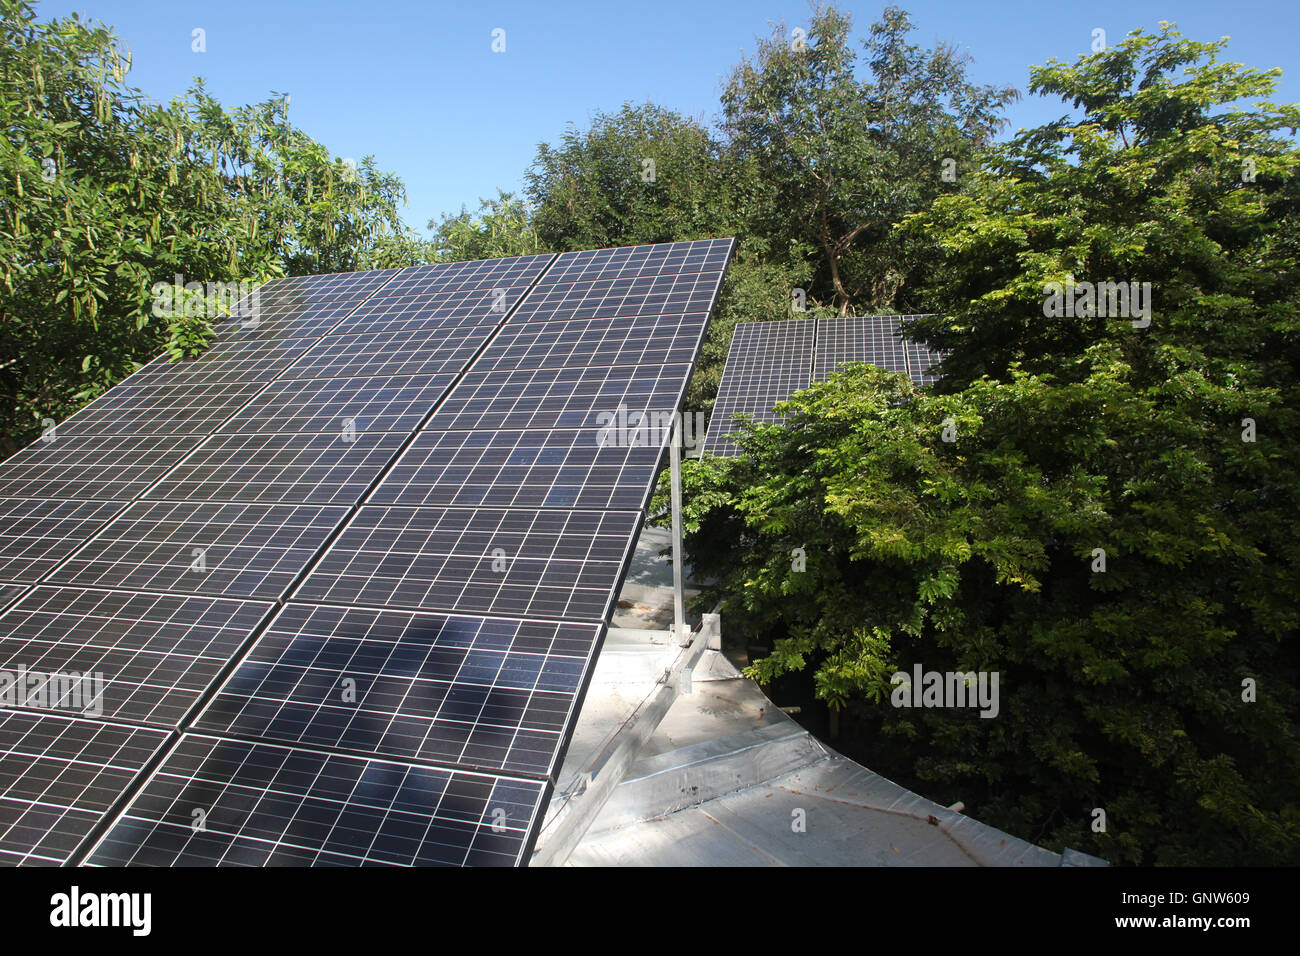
[34,0,1300,233]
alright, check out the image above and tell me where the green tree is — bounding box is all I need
[665,23,1300,865]
[525,101,735,251]
[428,190,544,262]
[0,1,427,452]
[721,4,1017,315]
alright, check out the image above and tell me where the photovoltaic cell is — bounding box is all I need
[0,586,275,728]
[86,735,545,866]
[46,500,350,600]
[474,313,711,373]
[0,711,168,866]
[147,431,409,506]
[0,434,204,501]
[541,238,734,284]
[213,374,458,436]
[424,363,693,433]
[702,320,816,457]
[294,506,641,621]
[367,428,666,511]
[0,498,126,582]
[195,603,602,776]
[812,316,911,380]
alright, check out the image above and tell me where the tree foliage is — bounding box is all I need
[525,101,737,252]
[662,24,1300,865]
[721,4,1017,315]
[0,0,428,451]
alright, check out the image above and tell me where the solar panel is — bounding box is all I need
[507,273,724,325]
[0,498,126,582]
[0,238,736,867]
[52,380,265,439]
[704,315,946,457]
[295,505,641,621]
[0,586,275,727]
[475,313,711,372]
[425,363,694,433]
[0,711,169,866]
[145,430,409,506]
[194,603,601,776]
[286,327,489,380]
[813,315,911,380]
[367,428,667,511]
[85,735,545,866]
[46,500,350,600]
[212,374,459,436]
[0,434,204,501]
[702,319,816,457]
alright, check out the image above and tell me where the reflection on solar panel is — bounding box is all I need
[47,500,350,600]
[368,428,666,511]
[701,319,816,457]
[0,711,168,866]
[296,506,641,620]
[0,434,204,500]
[194,604,601,777]
[0,498,126,583]
[146,431,409,506]
[0,238,735,867]
[86,735,544,866]
[703,314,945,457]
[0,586,274,727]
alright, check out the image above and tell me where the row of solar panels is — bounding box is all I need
[702,316,943,456]
[0,238,735,866]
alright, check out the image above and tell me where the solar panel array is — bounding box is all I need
[0,238,735,866]
[702,315,945,456]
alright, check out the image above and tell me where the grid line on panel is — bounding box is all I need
[44,500,351,601]
[0,586,276,729]
[84,734,545,866]
[0,498,129,582]
[193,603,602,778]
[0,711,169,866]
[702,319,816,457]
[0,434,206,501]
[366,428,667,512]
[812,316,911,381]
[293,505,642,622]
